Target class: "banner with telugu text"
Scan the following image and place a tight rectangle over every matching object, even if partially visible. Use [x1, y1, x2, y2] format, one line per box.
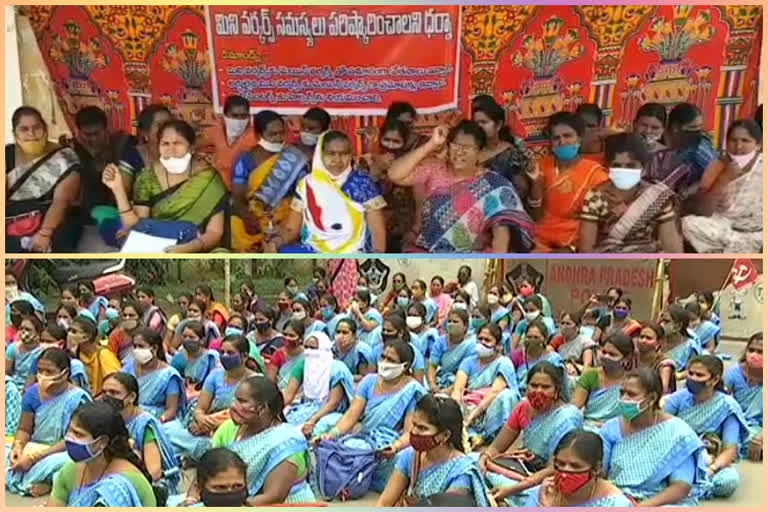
[205, 5, 461, 115]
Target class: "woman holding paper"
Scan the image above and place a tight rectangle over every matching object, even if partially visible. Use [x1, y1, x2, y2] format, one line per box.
[102, 119, 227, 253]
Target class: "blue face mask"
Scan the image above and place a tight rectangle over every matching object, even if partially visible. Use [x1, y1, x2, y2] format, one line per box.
[225, 327, 243, 338]
[685, 378, 708, 395]
[220, 353, 242, 371]
[397, 297, 410, 308]
[321, 306, 334, 321]
[65, 437, 103, 462]
[617, 399, 644, 421]
[552, 143, 581, 161]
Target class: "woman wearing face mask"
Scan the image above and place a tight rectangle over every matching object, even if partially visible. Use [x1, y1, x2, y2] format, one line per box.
[684, 119, 763, 252]
[373, 314, 427, 383]
[165, 336, 257, 461]
[297, 107, 331, 159]
[427, 309, 477, 394]
[378, 395, 491, 506]
[316, 340, 426, 492]
[291, 296, 326, 334]
[70, 317, 121, 396]
[510, 296, 556, 351]
[319, 293, 347, 340]
[645, 102, 717, 202]
[534, 111, 609, 252]
[135, 104, 172, 169]
[600, 368, 704, 506]
[283, 332, 355, 438]
[42, 323, 90, 391]
[171, 299, 222, 354]
[186, 376, 316, 504]
[196, 448, 249, 507]
[170, 321, 221, 399]
[136, 287, 167, 337]
[195, 285, 229, 331]
[410, 279, 438, 326]
[6, 347, 91, 497]
[123, 328, 184, 422]
[348, 288, 383, 346]
[379, 272, 407, 313]
[509, 279, 553, 323]
[44, 401, 160, 506]
[480, 362, 583, 505]
[664, 355, 750, 499]
[389, 121, 534, 253]
[230, 292, 254, 324]
[485, 285, 511, 333]
[246, 303, 283, 363]
[548, 312, 596, 373]
[333, 318, 375, 382]
[452, 324, 520, 447]
[77, 282, 108, 322]
[724, 332, 763, 462]
[662, 304, 702, 375]
[273, 291, 293, 331]
[634, 102, 667, 153]
[572, 333, 634, 430]
[265, 320, 304, 390]
[579, 133, 682, 253]
[6, 106, 82, 253]
[231, 110, 309, 253]
[523, 430, 634, 507]
[277, 130, 387, 254]
[6, 300, 35, 345]
[391, 286, 413, 316]
[684, 301, 721, 354]
[166, 294, 192, 348]
[512, 320, 566, 397]
[103, 119, 227, 253]
[407, 302, 439, 359]
[635, 323, 677, 395]
[106, 301, 142, 365]
[6, 315, 44, 389]
[100, 372, 180, 491]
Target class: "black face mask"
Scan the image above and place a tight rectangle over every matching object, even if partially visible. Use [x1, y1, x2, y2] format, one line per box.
[201, 488, 247, 507]
[98, 394, 126, 412]
[10, 314, 22, 328]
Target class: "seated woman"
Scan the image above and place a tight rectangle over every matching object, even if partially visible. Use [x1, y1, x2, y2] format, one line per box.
[683, 119, 763, 253]
[317, 340, 426, 492]
[371, 314, 427, 383]
[523, 430, 634, 507]
[276, 130, 386, 253]
[170, 321, 221, 400]
[196, 285, 229, 332]
[123, 328, 185, 421]
[78, 282, 108, 321]
[45, 401, 158, 506]
[333, 317, 375, 382]
[290, 297, 326, 334]
[479, 362, 583, 505]
[662, 304, 701, 374]
[635, 323, 677, 395]
[664, 355, 750, 499]
[283, 332, 355, 438]
[512, 320, 566, 397]
[6, 375, 23, 435]
[485, 284, 511, 331]
[533, 111, 609, 252]
[698, 291, 722, 348]
[594, 297, 642, 343]
[388, 122, 534, 253]
[6, 348, 91, 496]
[265, 319, 304, 390]
[100, 372, 180, 492]
[231, 110, 309, 253]
[644, 102, 717, 202]
[452, 324, 520, 446]
[6, 106, 81, 253]
[349, 288, 383, 346]
[165, 335, 257, 461]
[634, 102, 668, 153]
[579, 133, 682, 253]
[196, 447, 249, 507]
[6, 315, 43, 389]
[547, 311, 596, 375]
[186, 376, 315, 505]
[319, 293, 348, 340]
[685, 301, 721, 353]
[600, 369, 705, 506]
[410, 279, 438, 326]
[571, 333, 634, 430]
[510, 296, 556, 351]
[102, 119, 226, 253]
[247, 303, 284, 364]
[406, 302, 440, 358]
[69, 317, 121, 396]
[170, 299, 221, 355]
[474, 98, 534, 207]
[377, 395, 491, 506]
[107, 301, 141, 364]
[427, 308, 477, 394]
[724, 333, 763, 461]
[137, 287, 167, 337]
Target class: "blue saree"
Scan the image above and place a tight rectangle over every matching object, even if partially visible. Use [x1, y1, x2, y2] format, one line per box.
[514, 351, 565, 395]
[70, 359, 90, 392]
[67, 473, 144, 506]
[357, 309, 383, 347]
[524, 484, 635, 507]
[600, 416, 706, 506]
[430, 335, 477, 389]
[285, 360, 355, 437]
[127, 412, 181, 492]
[410, 327, 439, 358]
[171, 348, 219, 386]
[419, 298, 438, 324]
[5, 386, 91, 494]
[724, 364, 762, 427]
[335, 343, 375, 377]
[461, 356, 520, 441]
[666, 337, 701, 372]
[5, 376, 22, 435]
[584, 386, 621, 430]
[7, 343, 42, 389]
[324, 313, 350, 341]
[123, 361, 186, 419]
[694, 320, 721, 351]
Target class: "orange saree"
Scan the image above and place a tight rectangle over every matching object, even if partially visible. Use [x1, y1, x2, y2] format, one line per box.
[535, 156, 608, 251]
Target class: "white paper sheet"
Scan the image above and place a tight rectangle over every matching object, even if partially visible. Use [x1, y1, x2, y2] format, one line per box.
[120, 231, 176, 253]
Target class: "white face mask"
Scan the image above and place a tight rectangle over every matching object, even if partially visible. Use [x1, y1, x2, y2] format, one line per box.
[476, 343, 496, 358]
[57, 318, 70, 330]
[134, 347, 153, 365]
[259, 138, 284, 153]
[609, 167, 643, 191]
[729, 150, 757, 169]
[487, 294, 499, 305]
[292, 310, 307, 321]
[452, 302, 468, 311]
[405, 316, 423, 330]
[6, 285, 19, 301]
[525, 311, 540, 322]
[160, 153, 192, 175]
[224, 116, 249, 141]
[300, 131, 319, 146]
[642, 133, 662, 144]
[378, 361, 406, 381]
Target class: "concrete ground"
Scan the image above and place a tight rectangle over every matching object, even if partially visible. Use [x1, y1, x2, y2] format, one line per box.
[5, 340, 763, 507]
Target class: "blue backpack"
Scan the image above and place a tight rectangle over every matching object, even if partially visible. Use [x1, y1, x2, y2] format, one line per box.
[314, 435, 377, 501]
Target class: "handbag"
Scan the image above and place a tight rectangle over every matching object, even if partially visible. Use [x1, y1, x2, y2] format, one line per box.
[486, 450, 546, 481]
[6, 210, 43, 237]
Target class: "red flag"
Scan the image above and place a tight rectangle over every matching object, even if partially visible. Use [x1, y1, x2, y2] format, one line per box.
[328, 259, 357, 310]
[729, 259, 760, 291]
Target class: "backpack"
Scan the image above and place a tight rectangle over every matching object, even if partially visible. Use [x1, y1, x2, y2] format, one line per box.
[314, 435, 377, 501]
